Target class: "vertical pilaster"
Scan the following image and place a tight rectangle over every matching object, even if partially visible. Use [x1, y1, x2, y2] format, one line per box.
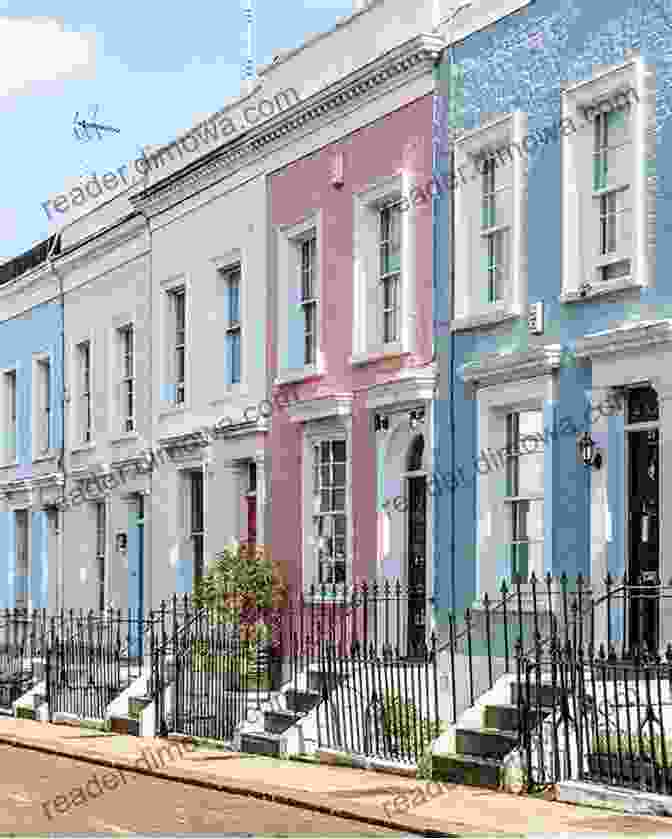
[220, 462, 242, 548]
[254, 452, 267, 547]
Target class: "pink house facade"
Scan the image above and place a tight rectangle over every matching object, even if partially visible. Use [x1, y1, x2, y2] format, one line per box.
[269, 94, 437, 645]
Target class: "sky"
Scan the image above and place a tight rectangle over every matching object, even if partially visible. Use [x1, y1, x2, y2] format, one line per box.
[0, 0, 353, 261]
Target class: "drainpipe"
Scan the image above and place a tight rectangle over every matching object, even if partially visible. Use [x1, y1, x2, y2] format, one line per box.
[139, 210, 153, 610]
[46, 234, 65, 612]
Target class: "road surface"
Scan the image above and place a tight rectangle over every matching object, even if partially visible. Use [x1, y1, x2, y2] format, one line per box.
[0, 743, 416, 835]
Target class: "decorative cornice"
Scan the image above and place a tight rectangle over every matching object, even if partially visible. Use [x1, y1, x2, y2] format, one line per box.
[460, 344, 564, 389]
[131, 34, 444, 216]
[574, 320, 672, 360]
[0, 470, 64, 502]
[365, 367, 437, 411]
[54, 214, 147, 275]
[287, 393, 353, 424]
[0, 261, 54, 305]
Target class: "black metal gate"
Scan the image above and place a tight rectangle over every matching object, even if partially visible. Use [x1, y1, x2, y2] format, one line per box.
[152, 607, 278, 742]
[46, 638, 121, 720]
[317, 637, 440, 764]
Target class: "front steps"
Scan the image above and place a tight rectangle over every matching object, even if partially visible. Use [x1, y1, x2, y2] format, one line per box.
[433, 679, 563, 789]
[238, 671, 325, 757]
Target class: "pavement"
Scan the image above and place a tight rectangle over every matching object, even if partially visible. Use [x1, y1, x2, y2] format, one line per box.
[1, 718, 672, 835]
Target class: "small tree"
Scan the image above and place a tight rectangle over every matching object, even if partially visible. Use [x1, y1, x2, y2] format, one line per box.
[193, 542, 287, 645]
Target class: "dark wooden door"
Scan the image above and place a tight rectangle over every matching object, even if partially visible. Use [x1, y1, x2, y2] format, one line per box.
[628, 428, 659, 652]
[407, 476, 427, 656]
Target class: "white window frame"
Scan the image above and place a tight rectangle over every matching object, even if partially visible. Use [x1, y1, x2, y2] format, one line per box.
[76, 339, 92, 444]
[351, 173, 416, 364]
[452, 112, 527, 330]
[275, 211, 323, 385]
[32, 354, 51, 459]
[475, 375, 552, 601]
[172, 288, 186, 406]
[378, 201, 402, 345]
[223, 264, 242, 385]
[560, 57, 653, 302]
[301, 418, 353, 596]
[118, 324, 135, 433]
[160, 275, 189, 411]
[95, 500, 106, 612]
[14, 508, 29, 610]
[1, 367, 17, 465]
[300, 234, 318, 367]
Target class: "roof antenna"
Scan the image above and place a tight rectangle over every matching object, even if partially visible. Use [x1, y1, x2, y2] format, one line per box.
[241, 0, 255, 96]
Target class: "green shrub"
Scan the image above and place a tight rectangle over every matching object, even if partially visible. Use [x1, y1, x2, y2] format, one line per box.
[382, 692, 434, 756]
[592, 731, 672, 765]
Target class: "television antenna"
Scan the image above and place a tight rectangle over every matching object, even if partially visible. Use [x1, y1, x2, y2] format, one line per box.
[73, 104, 120, 142]
[241, 0, 255, 89]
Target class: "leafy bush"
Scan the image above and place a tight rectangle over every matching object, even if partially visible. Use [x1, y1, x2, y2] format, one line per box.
[592, 731, 672, 765]
[382, 692, 434, 756]
[193, 543, 287, 647]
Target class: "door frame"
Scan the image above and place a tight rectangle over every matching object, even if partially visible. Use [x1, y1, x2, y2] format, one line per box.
[403, 466, 428, 655]
[624, 394, 660, 652]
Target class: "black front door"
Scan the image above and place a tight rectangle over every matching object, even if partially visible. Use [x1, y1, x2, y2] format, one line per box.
[628, 427, 660, 652]
[407, 476, 427, 656]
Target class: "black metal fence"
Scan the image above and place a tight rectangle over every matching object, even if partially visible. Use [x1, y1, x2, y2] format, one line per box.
[0, 609, 50, 709]
[7, 573, 672, 782]
[150, 583, 439, 763]
[435, 571, 672, 725]
[151, 595, 279, 740]
[511, 577, 672, 792]
[45, 609, 161, 720]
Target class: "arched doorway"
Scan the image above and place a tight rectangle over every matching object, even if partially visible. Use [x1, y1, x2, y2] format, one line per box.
[404, 434, 427, 656]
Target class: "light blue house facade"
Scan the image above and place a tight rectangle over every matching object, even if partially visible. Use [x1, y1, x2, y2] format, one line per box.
[434, 0, 672, 651]
[0, 243, 64, 611]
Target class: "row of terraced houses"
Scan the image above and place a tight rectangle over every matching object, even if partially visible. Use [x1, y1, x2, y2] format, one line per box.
[2, 0, 672, 660]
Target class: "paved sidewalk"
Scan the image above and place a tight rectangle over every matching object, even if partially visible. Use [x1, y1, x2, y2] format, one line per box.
[1, 718, 672, 835]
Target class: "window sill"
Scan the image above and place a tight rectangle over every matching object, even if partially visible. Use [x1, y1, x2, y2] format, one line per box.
[110, 433, 140, 445]
[450, 304, 522, 333]
[479, 223, 511, 238]
[209, 386, 250, 408]
[274, 366, 324, 387]
[349, 345, 408, 368]
[159, 406, 186, 420]
[592, 182, 629, 198]
[32, 451, 57, 464]
[559, 276, 643, 304]
[71, 442, 96, 454]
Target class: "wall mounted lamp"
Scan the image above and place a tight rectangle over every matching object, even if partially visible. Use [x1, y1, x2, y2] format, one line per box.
[374, 413, 389, 432]
[409, 408, 426, 431]
[579, 432, 602, 470]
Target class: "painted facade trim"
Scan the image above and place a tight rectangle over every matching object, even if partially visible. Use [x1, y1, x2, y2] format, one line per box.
[286, 394, 354, 424]
[131, 34, 444, 215]
[574, 320, 672, 359]
[459, 344, 564, 388]
[365, 367, 437, 410]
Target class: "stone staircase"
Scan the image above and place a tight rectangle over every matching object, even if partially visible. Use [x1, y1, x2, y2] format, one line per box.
[238, 669, 327, 757]
[433, 680, 559, 788]
[109, 695, 153, 735]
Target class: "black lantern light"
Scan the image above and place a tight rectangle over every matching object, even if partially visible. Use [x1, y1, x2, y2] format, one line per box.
[409, 408, 426, 430]
[374, 413, 389, 432]
[579, 432, 602, 470]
